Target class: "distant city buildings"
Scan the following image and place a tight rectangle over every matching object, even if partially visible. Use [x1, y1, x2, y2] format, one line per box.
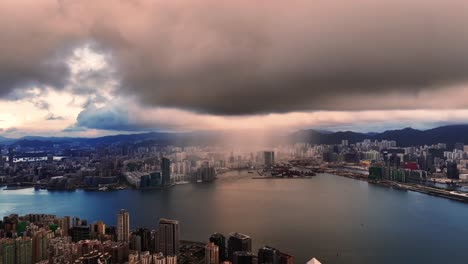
[161, 157, 171, 187]
[263, 151, 275, 169]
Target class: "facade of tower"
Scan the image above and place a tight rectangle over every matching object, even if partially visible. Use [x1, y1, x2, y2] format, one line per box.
[8, 147, 13, 167]
[263, 151, 275, 168]
[227, 233, 252, 262]
[209, 233, 226, 261]
[117, 209, 130, 242]
[32, 231, 49, 263]
[232, 251, 256, 264]
[15, 237, 32, 264]
[157, 218, 180, 257]
[161, 158, 171, 186]
[205, 242, 219, 264]
[258, 245, 280, 264]
[1, 238, 16, 264]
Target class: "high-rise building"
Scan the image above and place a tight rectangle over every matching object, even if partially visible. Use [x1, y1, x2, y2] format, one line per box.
[0, 147, 3, 167]
[8, 147, 13, 167]
[228, 233, 252, 262]
[136, 228, 152, 252]
[71, 226, 90, 242]
[279, 252, 294, 264]
[447, 162, 459, 179]
[117, 209, 130, 242]
[91, 221, 106, 239]
[258, 246, 280, 264]
[157, 218, 180, 257]
[205, 242, 219, 264]
[59, 216, 70, 236]
[32, 231, 49, 263]
[210, 233, 226, 261]
[103, 241, 129, 264]
[232, 251, 256, 264]
[263, 151, 275, 168]
[15, 237, 32, 264]
[464, 145, 468, 153]
[161, 158, 171, 186]
[130, 234, 142, 252]
[1, 238, 16, 264]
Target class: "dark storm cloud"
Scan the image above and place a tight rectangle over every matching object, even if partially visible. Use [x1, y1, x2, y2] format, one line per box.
[0, 1, 85, 97]
[3, 0, 468, 114]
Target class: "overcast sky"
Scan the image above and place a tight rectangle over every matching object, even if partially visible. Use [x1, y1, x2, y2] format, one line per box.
[1, 0, 468, 137]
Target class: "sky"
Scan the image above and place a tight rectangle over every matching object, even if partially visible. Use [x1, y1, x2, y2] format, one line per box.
[1, 0, 468, 138]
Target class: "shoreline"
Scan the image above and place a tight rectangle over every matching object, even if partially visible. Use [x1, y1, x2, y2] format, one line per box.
[328, 170, 468, 204]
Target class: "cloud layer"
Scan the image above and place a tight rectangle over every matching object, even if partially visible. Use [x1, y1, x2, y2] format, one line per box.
[2, 0, 468, 116]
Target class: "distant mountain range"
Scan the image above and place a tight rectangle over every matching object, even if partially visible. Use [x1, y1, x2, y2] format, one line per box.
[291, 125, 468, 148]
[1, 124, 468, 149]
[0, 132, 223, 148]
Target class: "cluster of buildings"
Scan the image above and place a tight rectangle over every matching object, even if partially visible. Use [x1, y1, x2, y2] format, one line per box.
[0, 210, 311, 264]
[0, 210, 182, 264]
[271, 139, 468, 185]
[285, 140, 468, 182]
[0, 141, 281, 192]
[205, 232, 293, 264]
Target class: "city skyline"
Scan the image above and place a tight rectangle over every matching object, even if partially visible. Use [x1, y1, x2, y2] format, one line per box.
[0, 210, 298, 264]
[2, 1, 468, 263]
[2, 1, 468, 137]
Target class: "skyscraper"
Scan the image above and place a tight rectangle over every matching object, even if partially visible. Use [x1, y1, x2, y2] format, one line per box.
[15, 237, 32, 264]
[59, 216, 70, 236]
[8, 147, 13, 167]
[258, 246, 280, 264]
[210, 233, 226, 261]
[447, 162, 459, 179]
[161, 158, 171, 186]
[228, 233, 252, 262]
[71, 225, 90, 242]
[157, 218, 180, 257]
[0, 147, 3, 167]
[1, 238, 16, 264]
[232, 251, 256, 264]
[263, 151, 275, 168]
[279, 252, 294, 264]
[117, 209, 130, 242]
[32, 231, 49, 263]
[91, 221, 106, 239]
[205, 242, 219, 264]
